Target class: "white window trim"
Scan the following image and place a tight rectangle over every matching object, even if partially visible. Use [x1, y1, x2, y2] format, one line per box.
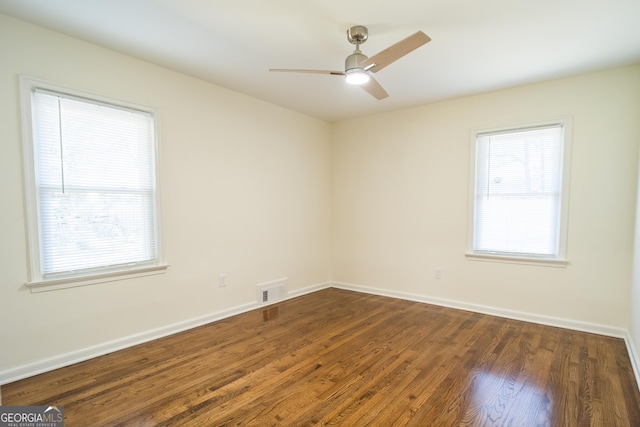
[19, 75, 168, 291]
[466, 117, 573, 267]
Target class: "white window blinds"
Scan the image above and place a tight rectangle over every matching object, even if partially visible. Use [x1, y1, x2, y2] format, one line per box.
[31, 89, 159, 278]
[473, 124, 565, 258]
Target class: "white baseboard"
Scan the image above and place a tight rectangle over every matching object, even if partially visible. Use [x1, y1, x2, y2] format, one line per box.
[624, 332, 640, 391]
[331, 281, 628, 338]
[286, 281, 330, 299]
[0, 281, 332, 386]
[3, 280, 637, 393]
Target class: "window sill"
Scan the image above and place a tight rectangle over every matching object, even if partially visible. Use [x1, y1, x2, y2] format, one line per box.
[465, 252, 568, 268]
[26, 264, 170, 292]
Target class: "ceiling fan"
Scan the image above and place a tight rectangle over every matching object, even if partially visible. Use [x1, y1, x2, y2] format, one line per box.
[269, 25, 431, 100]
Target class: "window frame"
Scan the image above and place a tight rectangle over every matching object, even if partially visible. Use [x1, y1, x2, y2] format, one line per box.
[466, 117, 572, 267]
[19, 75, 168, 291]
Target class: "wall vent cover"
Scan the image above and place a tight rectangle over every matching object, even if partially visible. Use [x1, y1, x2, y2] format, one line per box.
[256, 277, 287, 305]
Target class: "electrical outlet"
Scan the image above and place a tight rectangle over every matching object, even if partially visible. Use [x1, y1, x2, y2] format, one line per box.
[434, 268, 442, 280]
[219, 274, 226, 287]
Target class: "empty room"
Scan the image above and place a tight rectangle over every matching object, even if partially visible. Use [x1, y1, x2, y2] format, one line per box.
[1, 0, 640, 425]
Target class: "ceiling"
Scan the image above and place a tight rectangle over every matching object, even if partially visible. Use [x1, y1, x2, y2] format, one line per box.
[1, 0, 639, 122]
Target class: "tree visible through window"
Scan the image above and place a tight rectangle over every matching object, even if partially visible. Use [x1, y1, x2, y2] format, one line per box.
[470, 120, 571, 261]
[21, 77, 164, 288]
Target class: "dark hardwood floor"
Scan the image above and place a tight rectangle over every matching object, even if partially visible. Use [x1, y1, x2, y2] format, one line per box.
[3, 288, 640, 426]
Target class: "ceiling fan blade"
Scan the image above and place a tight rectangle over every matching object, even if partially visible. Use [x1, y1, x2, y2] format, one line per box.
[269, 69, 344, 76]
[360, 76, 389, 100]
[361, 31, 431, 73]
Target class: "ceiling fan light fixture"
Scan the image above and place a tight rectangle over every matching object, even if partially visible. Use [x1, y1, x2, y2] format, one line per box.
[345, 69, 370, 85]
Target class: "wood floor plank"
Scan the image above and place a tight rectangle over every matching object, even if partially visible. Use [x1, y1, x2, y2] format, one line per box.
[2, 288, 640, 426]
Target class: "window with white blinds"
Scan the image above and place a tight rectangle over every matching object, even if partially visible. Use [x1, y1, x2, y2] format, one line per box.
[470, 119, 571, 262]
[21, 77, 165, 288]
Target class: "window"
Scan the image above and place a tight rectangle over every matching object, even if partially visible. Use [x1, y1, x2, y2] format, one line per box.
[20, 76, 166, 291]
[467, 118, 571, 266]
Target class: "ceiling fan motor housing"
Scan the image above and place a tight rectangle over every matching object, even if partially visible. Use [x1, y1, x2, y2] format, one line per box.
[345, 52, 368, 72]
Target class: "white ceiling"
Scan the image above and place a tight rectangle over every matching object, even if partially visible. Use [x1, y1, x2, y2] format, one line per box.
[1, 0, 639, 122]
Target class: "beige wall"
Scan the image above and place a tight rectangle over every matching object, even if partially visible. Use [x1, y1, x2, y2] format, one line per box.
[332, 65, 640, 327]
[632, 147, 640, 372]
[0, 15, 332, 373]
[2, 12, 639, 381]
